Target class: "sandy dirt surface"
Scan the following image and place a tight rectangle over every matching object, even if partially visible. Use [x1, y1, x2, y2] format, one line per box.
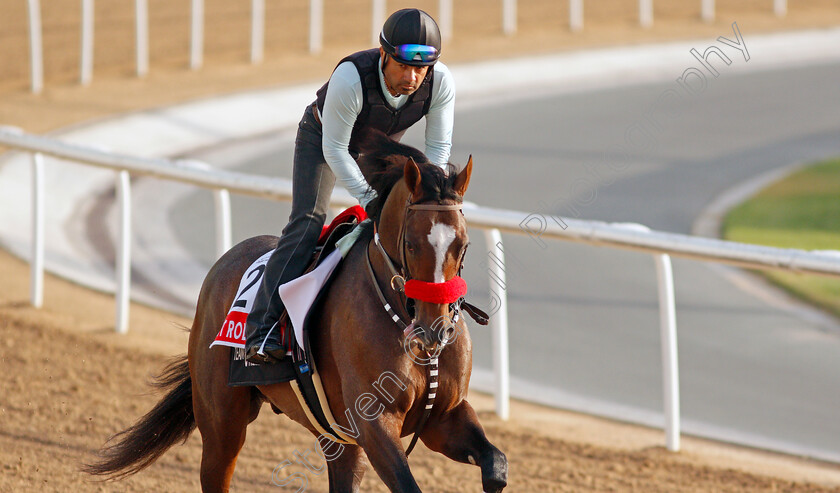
[2, 246, 840, 492]
[3, 1, 840, 491]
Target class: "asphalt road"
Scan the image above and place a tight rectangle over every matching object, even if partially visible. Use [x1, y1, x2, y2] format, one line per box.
[167, 61, 840, 460]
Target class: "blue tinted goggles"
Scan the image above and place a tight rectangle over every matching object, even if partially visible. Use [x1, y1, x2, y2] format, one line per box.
[392, 44, 439, 64]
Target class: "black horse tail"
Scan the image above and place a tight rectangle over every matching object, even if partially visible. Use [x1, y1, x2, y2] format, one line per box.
[83, 356, 196, 480]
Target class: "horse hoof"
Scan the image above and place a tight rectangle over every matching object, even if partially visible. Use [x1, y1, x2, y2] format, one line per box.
[481, 450, 508, 493]
[482, 477, 507, 493]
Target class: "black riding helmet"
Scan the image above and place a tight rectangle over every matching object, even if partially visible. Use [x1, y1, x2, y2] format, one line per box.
[379, 9, 441, 66]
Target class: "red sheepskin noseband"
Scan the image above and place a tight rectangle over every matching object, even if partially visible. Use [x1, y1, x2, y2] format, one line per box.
[404, 276, 467, 304]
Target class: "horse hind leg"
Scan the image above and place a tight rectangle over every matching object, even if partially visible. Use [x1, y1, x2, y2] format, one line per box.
[420, 400, 508, 492]
[193, 382, 259, 492]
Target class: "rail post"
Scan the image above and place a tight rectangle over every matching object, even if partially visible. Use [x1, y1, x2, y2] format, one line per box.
[309, 0, 323, 54]
[485, 228, 510, 420]
[639, 0, 653, 28]
[502, 0, 516, 35]
[701, 0, 715, 23]
[774, 0, 787, 17]
[30, 153, 45, 308]
[439, 0, 453, 40]
[371, 0, 386, 45]
[251, 0, 264, 63]
[80, 0, 95, 85]
[214, 189, 232, 258]
[654, 253, 680, 451]
[115, 171, 132, 333]
[135, 0, 149, 76]
[26, 0, 44, 93]
[190, 0, 204, 69]
[569, 0, 583, 32]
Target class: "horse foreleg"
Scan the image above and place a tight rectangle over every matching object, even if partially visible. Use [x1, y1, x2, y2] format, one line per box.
[357, 415, 422, 493]
[324, 443, 367, 493]
[420, 400, 508, 493]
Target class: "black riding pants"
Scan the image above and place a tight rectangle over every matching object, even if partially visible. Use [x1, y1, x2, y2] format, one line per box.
[245, 104, 336, 343]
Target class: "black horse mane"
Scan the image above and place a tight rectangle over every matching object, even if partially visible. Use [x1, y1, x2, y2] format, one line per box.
[354, 128, 461, 222]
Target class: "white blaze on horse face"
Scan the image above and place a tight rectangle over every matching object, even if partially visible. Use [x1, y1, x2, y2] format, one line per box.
[427, 221, 457, 283]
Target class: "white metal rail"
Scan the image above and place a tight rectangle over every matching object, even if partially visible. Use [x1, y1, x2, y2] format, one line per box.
[3, 128, 840, 452]
[21, 1, 793, 92]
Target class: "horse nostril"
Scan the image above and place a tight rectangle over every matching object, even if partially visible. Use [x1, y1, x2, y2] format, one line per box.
[412, 339, 423, 351]
[436, 320, 457, 346]
[418, 327, 439, 351]
[443, 326, 456, 342]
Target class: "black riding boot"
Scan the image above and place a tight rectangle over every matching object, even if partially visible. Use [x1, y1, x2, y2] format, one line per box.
[245, 102, 334, 364]
[244, 250, 289, 364]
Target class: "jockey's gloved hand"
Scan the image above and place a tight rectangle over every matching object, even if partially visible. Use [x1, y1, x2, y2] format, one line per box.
[361, 190, 378, 217]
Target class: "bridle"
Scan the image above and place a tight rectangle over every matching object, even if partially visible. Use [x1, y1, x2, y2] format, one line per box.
[364, 195, 468, 456]
[366, 195, 468, 344]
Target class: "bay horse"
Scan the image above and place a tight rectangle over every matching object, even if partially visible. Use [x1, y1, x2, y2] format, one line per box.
[84, 131, 508, 492]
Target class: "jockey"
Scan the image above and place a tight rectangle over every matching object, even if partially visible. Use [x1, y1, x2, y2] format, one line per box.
[245, 8, 456, 364]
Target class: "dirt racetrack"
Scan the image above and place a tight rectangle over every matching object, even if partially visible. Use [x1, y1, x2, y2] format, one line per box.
[2, 247, 840, 492]
[3, 1, 840, 491]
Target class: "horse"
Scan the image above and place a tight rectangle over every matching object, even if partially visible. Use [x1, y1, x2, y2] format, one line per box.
[84, 130, 508, 492]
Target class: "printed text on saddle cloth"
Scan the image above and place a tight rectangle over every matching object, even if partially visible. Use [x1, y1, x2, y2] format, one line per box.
[212, 250, 273, 348]
[211, 206, 366, 349]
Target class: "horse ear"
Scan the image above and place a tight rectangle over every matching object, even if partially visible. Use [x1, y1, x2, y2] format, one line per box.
[454, 155, 473, 197]
[404, 157, 423, 197]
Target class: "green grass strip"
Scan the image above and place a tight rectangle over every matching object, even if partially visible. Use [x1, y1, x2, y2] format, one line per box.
[722, 158, 840, 318]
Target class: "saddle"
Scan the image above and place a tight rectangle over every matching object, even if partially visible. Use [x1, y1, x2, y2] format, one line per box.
[216, 206, 367, 387]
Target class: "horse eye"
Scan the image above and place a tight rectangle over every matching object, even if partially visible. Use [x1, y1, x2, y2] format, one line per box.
[406, 241, 415, 253]
[458, 243, 470, 264]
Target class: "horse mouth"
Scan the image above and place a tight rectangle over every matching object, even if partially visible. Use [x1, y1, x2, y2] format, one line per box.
[404, 317, 457, 355]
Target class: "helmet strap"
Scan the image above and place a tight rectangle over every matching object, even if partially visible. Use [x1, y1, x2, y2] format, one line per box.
[380, 54, 401, 97]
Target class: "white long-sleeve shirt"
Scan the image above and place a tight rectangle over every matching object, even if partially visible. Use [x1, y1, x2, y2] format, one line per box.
[320, 59, 456, 207]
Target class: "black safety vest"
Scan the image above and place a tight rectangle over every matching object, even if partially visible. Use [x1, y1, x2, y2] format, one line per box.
[315, 48, 434, 147]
